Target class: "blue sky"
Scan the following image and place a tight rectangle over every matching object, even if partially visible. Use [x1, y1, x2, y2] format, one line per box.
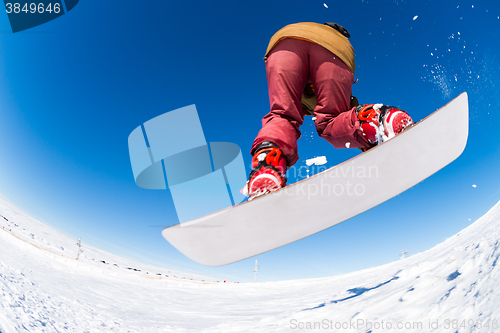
[0, 0, 499, 282]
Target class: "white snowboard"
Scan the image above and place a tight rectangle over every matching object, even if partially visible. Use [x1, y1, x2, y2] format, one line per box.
[162, 92, 469, 266]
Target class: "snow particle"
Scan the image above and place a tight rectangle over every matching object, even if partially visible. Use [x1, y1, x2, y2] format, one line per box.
[306, 156, 327, 166]
[413, 15, 418, 20]
[472, 184, 477, 188]
[345, 142, 351, 148]
[323, 3, 328, 8]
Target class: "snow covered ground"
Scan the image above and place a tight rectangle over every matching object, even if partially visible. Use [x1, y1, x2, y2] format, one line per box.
[1, 195, 499, 332]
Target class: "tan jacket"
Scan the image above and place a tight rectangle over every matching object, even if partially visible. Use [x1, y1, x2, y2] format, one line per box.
[264, 22, 355, 74]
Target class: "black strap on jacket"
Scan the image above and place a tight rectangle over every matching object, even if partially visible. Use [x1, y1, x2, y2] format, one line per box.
[324, 22, 351, 39]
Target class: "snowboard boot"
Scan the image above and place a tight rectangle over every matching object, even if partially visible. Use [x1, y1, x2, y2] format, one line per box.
[243, 142, 287, 200]
[356, 104, 414, 147]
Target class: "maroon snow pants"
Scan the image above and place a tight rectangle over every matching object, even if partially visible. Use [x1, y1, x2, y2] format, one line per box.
[251, 38, 370, 166]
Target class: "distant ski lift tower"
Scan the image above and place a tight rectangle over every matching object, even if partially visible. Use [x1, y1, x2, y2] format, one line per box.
[76, 238, 82, 260]
[400, 250, 409, 260]
[254, 259, 259, 282]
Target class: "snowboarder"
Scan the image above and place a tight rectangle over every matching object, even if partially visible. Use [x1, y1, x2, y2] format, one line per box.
[245, 22, 414, 199]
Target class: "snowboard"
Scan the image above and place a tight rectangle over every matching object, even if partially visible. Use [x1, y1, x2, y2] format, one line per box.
[162, 92, 469, 266]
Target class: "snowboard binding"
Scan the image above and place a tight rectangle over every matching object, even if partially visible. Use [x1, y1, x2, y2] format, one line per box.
[357, 104, 414, 147]
[242, 142, 287, 200]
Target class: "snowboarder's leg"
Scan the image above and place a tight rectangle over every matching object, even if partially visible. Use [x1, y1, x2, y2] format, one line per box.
[251, 38, 309, 166]
[308, 44, 372, 149]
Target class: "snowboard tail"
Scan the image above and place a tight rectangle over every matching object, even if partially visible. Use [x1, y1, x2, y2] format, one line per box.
[162, 93, 469, 266]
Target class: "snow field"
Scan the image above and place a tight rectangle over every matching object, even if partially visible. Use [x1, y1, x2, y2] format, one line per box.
[1, 195, 499, 332]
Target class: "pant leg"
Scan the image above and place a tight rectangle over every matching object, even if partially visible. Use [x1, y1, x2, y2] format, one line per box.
[308, 43, 371, 149]
[251, 39, 309, 166]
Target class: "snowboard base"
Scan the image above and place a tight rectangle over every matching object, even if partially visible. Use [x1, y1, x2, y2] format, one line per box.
[162, 93, 469, 266]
